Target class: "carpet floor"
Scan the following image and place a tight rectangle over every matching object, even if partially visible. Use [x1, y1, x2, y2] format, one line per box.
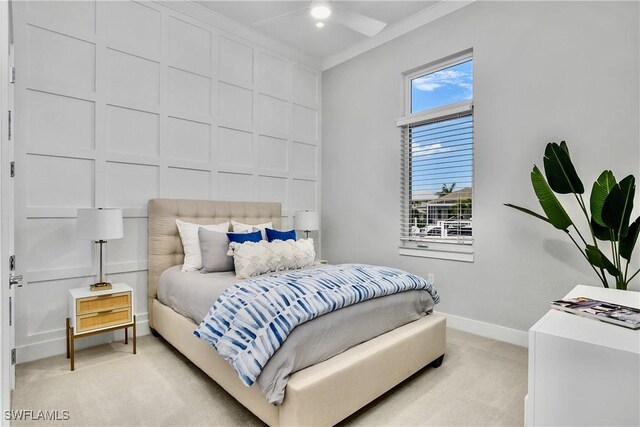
[11, 328, 527, 426]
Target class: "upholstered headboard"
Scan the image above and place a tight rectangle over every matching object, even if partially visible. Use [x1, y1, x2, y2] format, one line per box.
[147, 198, 282, 328]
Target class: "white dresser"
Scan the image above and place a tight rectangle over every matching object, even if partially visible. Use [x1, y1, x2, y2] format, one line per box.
[525, 285, 640, 426]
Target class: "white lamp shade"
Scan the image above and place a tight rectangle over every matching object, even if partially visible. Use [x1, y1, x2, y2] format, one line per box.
[77, 208, 123, 240]
[294, 211, 319, 231]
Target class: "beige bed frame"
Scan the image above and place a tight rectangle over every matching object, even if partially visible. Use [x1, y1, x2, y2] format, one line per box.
[148, 198, 446, 426]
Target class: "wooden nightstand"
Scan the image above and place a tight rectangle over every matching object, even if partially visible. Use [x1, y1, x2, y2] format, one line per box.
[66, 283, 136, 371]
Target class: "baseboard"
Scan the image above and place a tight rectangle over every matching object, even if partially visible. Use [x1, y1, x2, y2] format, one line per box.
[17, 310, 527, 363]
[16, 314, 151, 364]
[435, 310, 529, 348]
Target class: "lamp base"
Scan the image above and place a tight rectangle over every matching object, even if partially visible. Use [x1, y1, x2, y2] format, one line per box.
[90, 282, 113, 292]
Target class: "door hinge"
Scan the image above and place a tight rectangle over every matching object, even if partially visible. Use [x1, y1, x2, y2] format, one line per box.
[11, 348, 16, 365]
[9, 66, 15, 84]
[9, 255, 15, 271]
[10, 161, 15, 177]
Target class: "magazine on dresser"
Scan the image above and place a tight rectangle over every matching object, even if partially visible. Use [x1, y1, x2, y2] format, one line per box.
[550, 297, 640, 329]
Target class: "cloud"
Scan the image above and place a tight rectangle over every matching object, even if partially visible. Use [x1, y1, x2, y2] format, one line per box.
[412, 142, 450, 156]
[413, 69, 472, 94]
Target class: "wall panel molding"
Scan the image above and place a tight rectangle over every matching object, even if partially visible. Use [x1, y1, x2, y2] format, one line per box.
[27, 261, 148, 284]
[156, 0, 320, 70]
[13, 0, 321, 362]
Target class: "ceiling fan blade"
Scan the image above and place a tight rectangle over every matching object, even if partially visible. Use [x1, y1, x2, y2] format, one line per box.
[332, 8, 387, 37]
[252, 7, 308, 27]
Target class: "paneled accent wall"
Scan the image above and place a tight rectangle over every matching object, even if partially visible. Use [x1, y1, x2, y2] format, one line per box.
[13, 1, 321, 362]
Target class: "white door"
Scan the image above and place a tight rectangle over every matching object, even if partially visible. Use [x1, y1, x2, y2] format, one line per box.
[1, 0, 17, 422]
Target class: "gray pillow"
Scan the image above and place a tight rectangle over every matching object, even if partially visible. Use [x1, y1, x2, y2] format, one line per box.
[198, 228, 234, 273]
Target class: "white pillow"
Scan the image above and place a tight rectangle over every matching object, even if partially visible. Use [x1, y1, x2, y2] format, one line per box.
[176, 219, 229, 272]
[231, 220, 272, 240]
[228, 239, 316, 279]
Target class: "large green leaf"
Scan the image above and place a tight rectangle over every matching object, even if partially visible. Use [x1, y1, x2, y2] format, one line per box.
[531, 165, 572, 230]
[590, 170, 617, 227]
[504, 204, 552, 225]
[559, 140, 570, 155]
[591, 218, 614, 241]
[620, 216, 640, 261]
[543, 142, 585, 194]
[585, 245, 620, 277]
[602, 175, 635, 239]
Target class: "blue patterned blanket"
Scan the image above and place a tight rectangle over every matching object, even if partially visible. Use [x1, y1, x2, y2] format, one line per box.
[194, 264, 439, 386]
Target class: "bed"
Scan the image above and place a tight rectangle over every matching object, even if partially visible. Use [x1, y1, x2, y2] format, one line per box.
[148, 198, 446, 426]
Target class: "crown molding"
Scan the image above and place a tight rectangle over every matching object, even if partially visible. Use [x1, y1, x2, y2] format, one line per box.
[156, 1, 322, 71]
[321, 0, 476, 71]
[158, 1, 475, 73]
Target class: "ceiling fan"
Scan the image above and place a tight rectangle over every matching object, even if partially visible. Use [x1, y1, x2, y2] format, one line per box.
[253, 0, 388, 37]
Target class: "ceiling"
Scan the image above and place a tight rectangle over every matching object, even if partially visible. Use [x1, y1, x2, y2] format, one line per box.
[195, 1, 440, 63]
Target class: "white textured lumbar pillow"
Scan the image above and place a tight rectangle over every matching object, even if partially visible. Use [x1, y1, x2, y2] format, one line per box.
[176, 219, 229, 272]
[228, 239, 316, 279]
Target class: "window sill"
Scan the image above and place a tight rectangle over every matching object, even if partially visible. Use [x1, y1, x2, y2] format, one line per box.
[398, 245, 474, 262]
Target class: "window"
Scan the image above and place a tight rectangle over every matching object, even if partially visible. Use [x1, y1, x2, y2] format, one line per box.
[397, 52, 474, 261]
[410, 59, 473, 112]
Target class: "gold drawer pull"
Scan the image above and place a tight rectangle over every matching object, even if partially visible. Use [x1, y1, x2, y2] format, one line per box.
[96, 292, 127, 298]
[95, 308, 115, 315]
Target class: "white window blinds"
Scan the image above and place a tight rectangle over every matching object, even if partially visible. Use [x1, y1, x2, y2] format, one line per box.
[400, 106, 473, 248]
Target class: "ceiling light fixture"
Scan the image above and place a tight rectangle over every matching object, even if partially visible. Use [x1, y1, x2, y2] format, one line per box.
[316, 22, 325, 28]
[310, 0, 332, 20]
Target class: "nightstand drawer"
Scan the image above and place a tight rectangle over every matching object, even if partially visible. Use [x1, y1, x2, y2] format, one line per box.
[76, 308, 132, 333]
[76, 291, 131, 316]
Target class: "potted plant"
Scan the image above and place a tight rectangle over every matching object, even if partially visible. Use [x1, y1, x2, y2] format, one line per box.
[506, 141, 639, 290]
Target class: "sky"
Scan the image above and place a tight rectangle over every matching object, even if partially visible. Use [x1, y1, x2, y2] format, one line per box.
[411, 60, 473, 112]
[410, 60, 473, 197]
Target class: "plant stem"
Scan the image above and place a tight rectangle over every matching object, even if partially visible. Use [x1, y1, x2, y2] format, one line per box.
[577, 193, 610, 288]
[628, 268, 640, 283]
[624, 260, 629, 283]
[567, 232, 606, 286]
[573, 195, 597, 249]
[608, 232, 624, 290]
[571, 224, 589, 247]
[577, 195, 591, 229]
[610, 231, 621, 273]
[603, 270, 611, 289]
[577, 194, 599, 245]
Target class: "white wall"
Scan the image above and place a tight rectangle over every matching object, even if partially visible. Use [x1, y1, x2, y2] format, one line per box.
[13, 0, 321, 362]
[322, 1, 639, 338]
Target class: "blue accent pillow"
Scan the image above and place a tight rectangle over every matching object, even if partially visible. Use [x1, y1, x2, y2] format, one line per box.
[266, 228, 296, 242]
[227, 230, 262, 243]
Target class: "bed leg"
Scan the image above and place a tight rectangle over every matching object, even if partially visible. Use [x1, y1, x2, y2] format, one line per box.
[150, 328, 161, 338]
[429, 354, 444, 368]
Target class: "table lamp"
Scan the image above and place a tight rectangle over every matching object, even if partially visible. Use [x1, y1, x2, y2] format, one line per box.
[77, 208, 123, 291]
[294, 210, 319, 239]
